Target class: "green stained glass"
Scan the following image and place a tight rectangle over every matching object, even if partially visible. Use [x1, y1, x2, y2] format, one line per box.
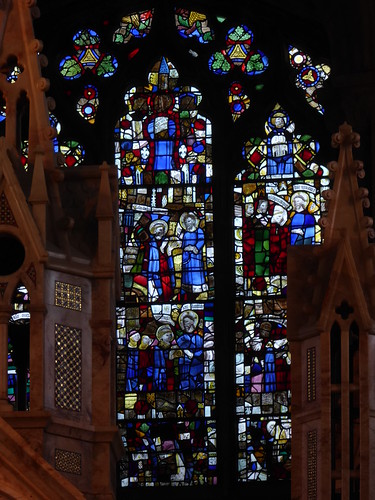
[97, 54, 118, 78]
[73, 28, 100, 46]
[59, 58, 81, 79]
[209, 25, 268, 76]
[229, 25, 252, 42]
[210, 52, 231, 73]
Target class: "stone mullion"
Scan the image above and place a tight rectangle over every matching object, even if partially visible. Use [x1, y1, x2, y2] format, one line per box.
[341, 323, 350, 500]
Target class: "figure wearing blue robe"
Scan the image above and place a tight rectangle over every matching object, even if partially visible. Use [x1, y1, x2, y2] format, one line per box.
[147, 117, 177, 171]
[126, 348, 139, 391]
[145, 219, 175, 301]
[152, 324, 175, 391]
[181, 227, 207, 293]
[264, 346, 276, 392]
[153, 346, 168, 391]
[176, 333, 204, 390]
[266, 110, 295, 176]
[147, 236, 175, 299]
[267, 131, 294, 176]
[290, 211, 315, 245]
[126, 332, 140, 391]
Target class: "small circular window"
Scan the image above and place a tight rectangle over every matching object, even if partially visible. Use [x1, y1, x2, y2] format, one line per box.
[0, 234, 25, 275]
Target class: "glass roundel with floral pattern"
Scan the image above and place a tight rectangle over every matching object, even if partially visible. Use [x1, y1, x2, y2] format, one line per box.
[59, 28, 118, 80]
[234, 104, 329, 481]
[115, 57, 216, 487]
[208, 25, 268, 76]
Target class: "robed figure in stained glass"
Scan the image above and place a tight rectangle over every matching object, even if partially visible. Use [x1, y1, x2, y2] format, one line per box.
[126, 331, 140, 391]
[266, 109, 295, 176]
[176, 310, 204, 390]
[153, 324, 175, 391]
[138, 334, 153, 392]
[144, 218, 176, 302]
[180, 212, 208, 294]
[290, 192, 315, 245]
[243, 199, 270, 278]
[144, 92, 180, 174]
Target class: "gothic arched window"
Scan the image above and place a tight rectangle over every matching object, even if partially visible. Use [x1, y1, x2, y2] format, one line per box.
[35, 1, 337, 497]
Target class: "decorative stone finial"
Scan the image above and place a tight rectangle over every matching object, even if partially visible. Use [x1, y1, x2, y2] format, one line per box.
[331, 121, 360, 149]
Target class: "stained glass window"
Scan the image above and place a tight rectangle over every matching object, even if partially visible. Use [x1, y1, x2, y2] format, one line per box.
[34, 4, 334, 495]
[8, 284, 30, 410]
[115, 57, 216, 487]
[113, 9, 154, 44]
[234, 104, 329, 480]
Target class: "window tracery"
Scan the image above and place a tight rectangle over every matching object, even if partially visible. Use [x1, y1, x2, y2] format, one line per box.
[32, 3, 333, 494]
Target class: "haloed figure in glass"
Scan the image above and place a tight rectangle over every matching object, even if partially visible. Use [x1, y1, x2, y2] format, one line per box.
[153, 324, 175, 391]
[180, 212, 207, 295]
[145, 218, 175, 302]
[290, 192, 315, 245]
[145, 93, 178, 173]
[267, 109, 295, 176]
[176, 310, 204, 390]
[126, 330, 141, 391]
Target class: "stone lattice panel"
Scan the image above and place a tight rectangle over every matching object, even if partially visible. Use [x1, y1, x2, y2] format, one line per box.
[0, 192, 17, 225]
[26, 263, 36, 286]
[54, 324, 82, 411]
[54, 281, 82, 311]
[307, 429, 318, 500]
[55, 448, 82, 475]
[307, 347, 316, 402]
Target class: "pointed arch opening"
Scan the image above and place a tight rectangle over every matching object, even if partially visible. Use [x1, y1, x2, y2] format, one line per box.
[8, 283, 30, 410]
[16, 91, 29, 170]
